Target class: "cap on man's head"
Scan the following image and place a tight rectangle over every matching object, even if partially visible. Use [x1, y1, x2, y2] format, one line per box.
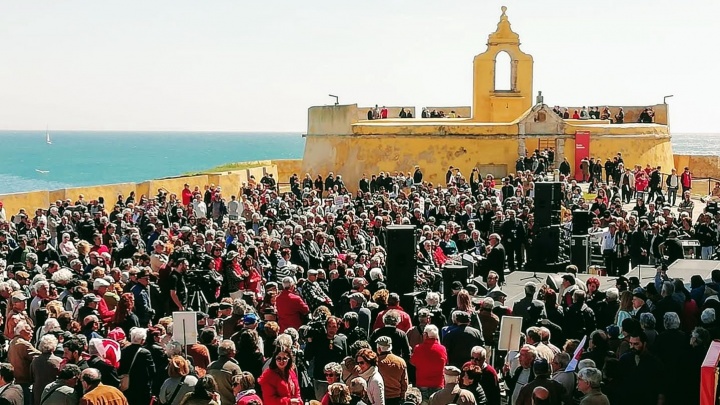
[633, 290, 647, 302]
[93, 279, 110, 290]
[443, 366, 461, 377]
[243, 313, 258, 325]
[533, 358, 551, 376]
[307, 269, 318, 276]
[83, 293, 101, 303]
[11, 292, 29, 302]
[451, 281, 463, 291]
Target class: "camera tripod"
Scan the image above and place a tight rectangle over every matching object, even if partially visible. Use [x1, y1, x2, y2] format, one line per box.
[188, 289, 209, 313]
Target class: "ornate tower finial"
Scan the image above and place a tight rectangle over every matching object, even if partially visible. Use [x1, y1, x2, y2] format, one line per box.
[488, 6, 519, 45]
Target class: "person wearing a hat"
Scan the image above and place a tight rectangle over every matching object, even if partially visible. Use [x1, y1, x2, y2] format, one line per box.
[428, 366, 476, 405]
[131, 268, 155, 327]
[443, 311, 484, 369]
[375, 336, 408, 405]
[3, 291, 32, 340]
[92, 278, 116, 324]
[632, 289, 650, 319]
[78, 294, 101, 323]
[515, 358, 566, 405]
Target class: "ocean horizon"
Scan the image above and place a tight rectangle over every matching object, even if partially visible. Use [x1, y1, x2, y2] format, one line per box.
[0, 130, 717, 195]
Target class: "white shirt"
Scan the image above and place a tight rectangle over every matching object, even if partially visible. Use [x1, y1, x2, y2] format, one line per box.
[601, 230, 616, 251]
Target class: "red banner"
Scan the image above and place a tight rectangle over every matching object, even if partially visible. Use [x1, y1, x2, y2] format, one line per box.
[574, 130, 591, 181]
[700, 341, 720, 405]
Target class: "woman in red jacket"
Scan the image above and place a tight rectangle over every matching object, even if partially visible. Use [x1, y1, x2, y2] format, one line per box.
[258, 347, 302, 405]
[242, 255, 264, 296]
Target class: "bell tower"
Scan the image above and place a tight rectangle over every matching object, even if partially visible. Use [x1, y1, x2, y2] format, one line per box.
[472, 6, 534, 123]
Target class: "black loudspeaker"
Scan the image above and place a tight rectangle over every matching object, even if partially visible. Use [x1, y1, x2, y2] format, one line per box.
[572, 210, 591, 236]
[386, 225, 417, 296]
[571, 235, 589, 272]
[442, 264, 469, 298]
[526, 225, 569, 273]
[535, 182, 563, 227]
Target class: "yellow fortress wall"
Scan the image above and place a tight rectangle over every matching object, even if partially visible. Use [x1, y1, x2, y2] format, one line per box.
[301, 6, 677, 192]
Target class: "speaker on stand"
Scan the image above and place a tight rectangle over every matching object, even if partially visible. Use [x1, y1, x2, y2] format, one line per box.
[385, 225, 417, 297]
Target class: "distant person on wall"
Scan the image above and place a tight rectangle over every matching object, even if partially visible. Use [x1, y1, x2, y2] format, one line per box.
[579, 158, 590, 183]
[579, 107, 589, 119]
[406, 110, 413, 118]
[367, 109, 374, 120]
[572, 110, 580, 119]
[559, 158, 571, 178]
[681, 167, 693, 195]
[399, 108, 407, 118]
[615, 107, 624, 124]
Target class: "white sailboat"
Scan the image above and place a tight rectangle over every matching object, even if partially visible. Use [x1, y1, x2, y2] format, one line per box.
[45, 127, 52, 144]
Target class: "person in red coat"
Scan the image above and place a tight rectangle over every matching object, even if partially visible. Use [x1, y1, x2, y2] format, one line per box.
[276, 277, 310, 332]
[410, 324, 447, 402]
[258, 347, 302, 405]
[233, 371, 264, 405]
[372, 293, 412, 332]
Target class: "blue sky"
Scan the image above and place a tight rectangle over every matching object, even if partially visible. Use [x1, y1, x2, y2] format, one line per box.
[0, 0, 716, 132]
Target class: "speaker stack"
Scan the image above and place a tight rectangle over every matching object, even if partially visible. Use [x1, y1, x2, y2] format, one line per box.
[534, 182, 562, 227]
[385, 225, 417, 302]
[570, 210, 591, 271]
[528, 182, 569, 272]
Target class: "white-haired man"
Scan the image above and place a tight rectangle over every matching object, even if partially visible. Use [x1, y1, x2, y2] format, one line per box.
[410, 324, 446, 401]
[503, 345, 537, 405]
[29, 280, 51, 323]
[30, 334, 61, 405]
[118, 328, 155, 405]
[468, 346, 501, 405]
[577, 367, 610, 404]
[7, 320, 39, 401]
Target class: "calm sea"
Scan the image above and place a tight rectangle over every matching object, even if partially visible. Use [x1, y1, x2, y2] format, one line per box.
[0, 131, 305, 194]
[0, 131, 716, 194]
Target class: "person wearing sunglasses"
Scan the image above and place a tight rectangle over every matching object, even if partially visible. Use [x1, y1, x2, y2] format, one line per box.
[258, 347, 302, 405]
[354, 348, 384, 405]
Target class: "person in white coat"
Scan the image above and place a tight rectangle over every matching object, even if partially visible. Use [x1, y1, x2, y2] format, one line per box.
[355, 348, 385, 405]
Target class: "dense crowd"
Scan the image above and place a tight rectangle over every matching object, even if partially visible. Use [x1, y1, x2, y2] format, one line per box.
[0, 152, 715, 405]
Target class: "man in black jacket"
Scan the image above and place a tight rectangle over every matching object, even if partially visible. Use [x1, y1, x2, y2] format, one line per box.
[500, 210, 525, 272]
[442, 311, 484, 368]
[118, 329, 156, 405]
[484, 234, 506, 284]
[647, 166, 664, 204]
[629, 219, 651, 268]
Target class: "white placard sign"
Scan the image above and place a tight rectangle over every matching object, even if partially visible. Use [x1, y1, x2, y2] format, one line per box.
[497, 316, 523, 352]
[173, 311, 198, 346]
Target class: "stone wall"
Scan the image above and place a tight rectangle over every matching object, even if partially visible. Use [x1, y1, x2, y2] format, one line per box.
[0, 160, 302, 219]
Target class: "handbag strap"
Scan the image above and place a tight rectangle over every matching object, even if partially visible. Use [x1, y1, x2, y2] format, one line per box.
[166, 375, 187, 405]
[128, 347, 142, 373]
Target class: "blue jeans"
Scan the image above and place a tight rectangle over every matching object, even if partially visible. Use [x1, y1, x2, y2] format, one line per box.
[702, 246, 714, 260]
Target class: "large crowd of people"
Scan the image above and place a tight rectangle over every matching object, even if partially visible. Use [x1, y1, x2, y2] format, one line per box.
[0, 152, 715, 405]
